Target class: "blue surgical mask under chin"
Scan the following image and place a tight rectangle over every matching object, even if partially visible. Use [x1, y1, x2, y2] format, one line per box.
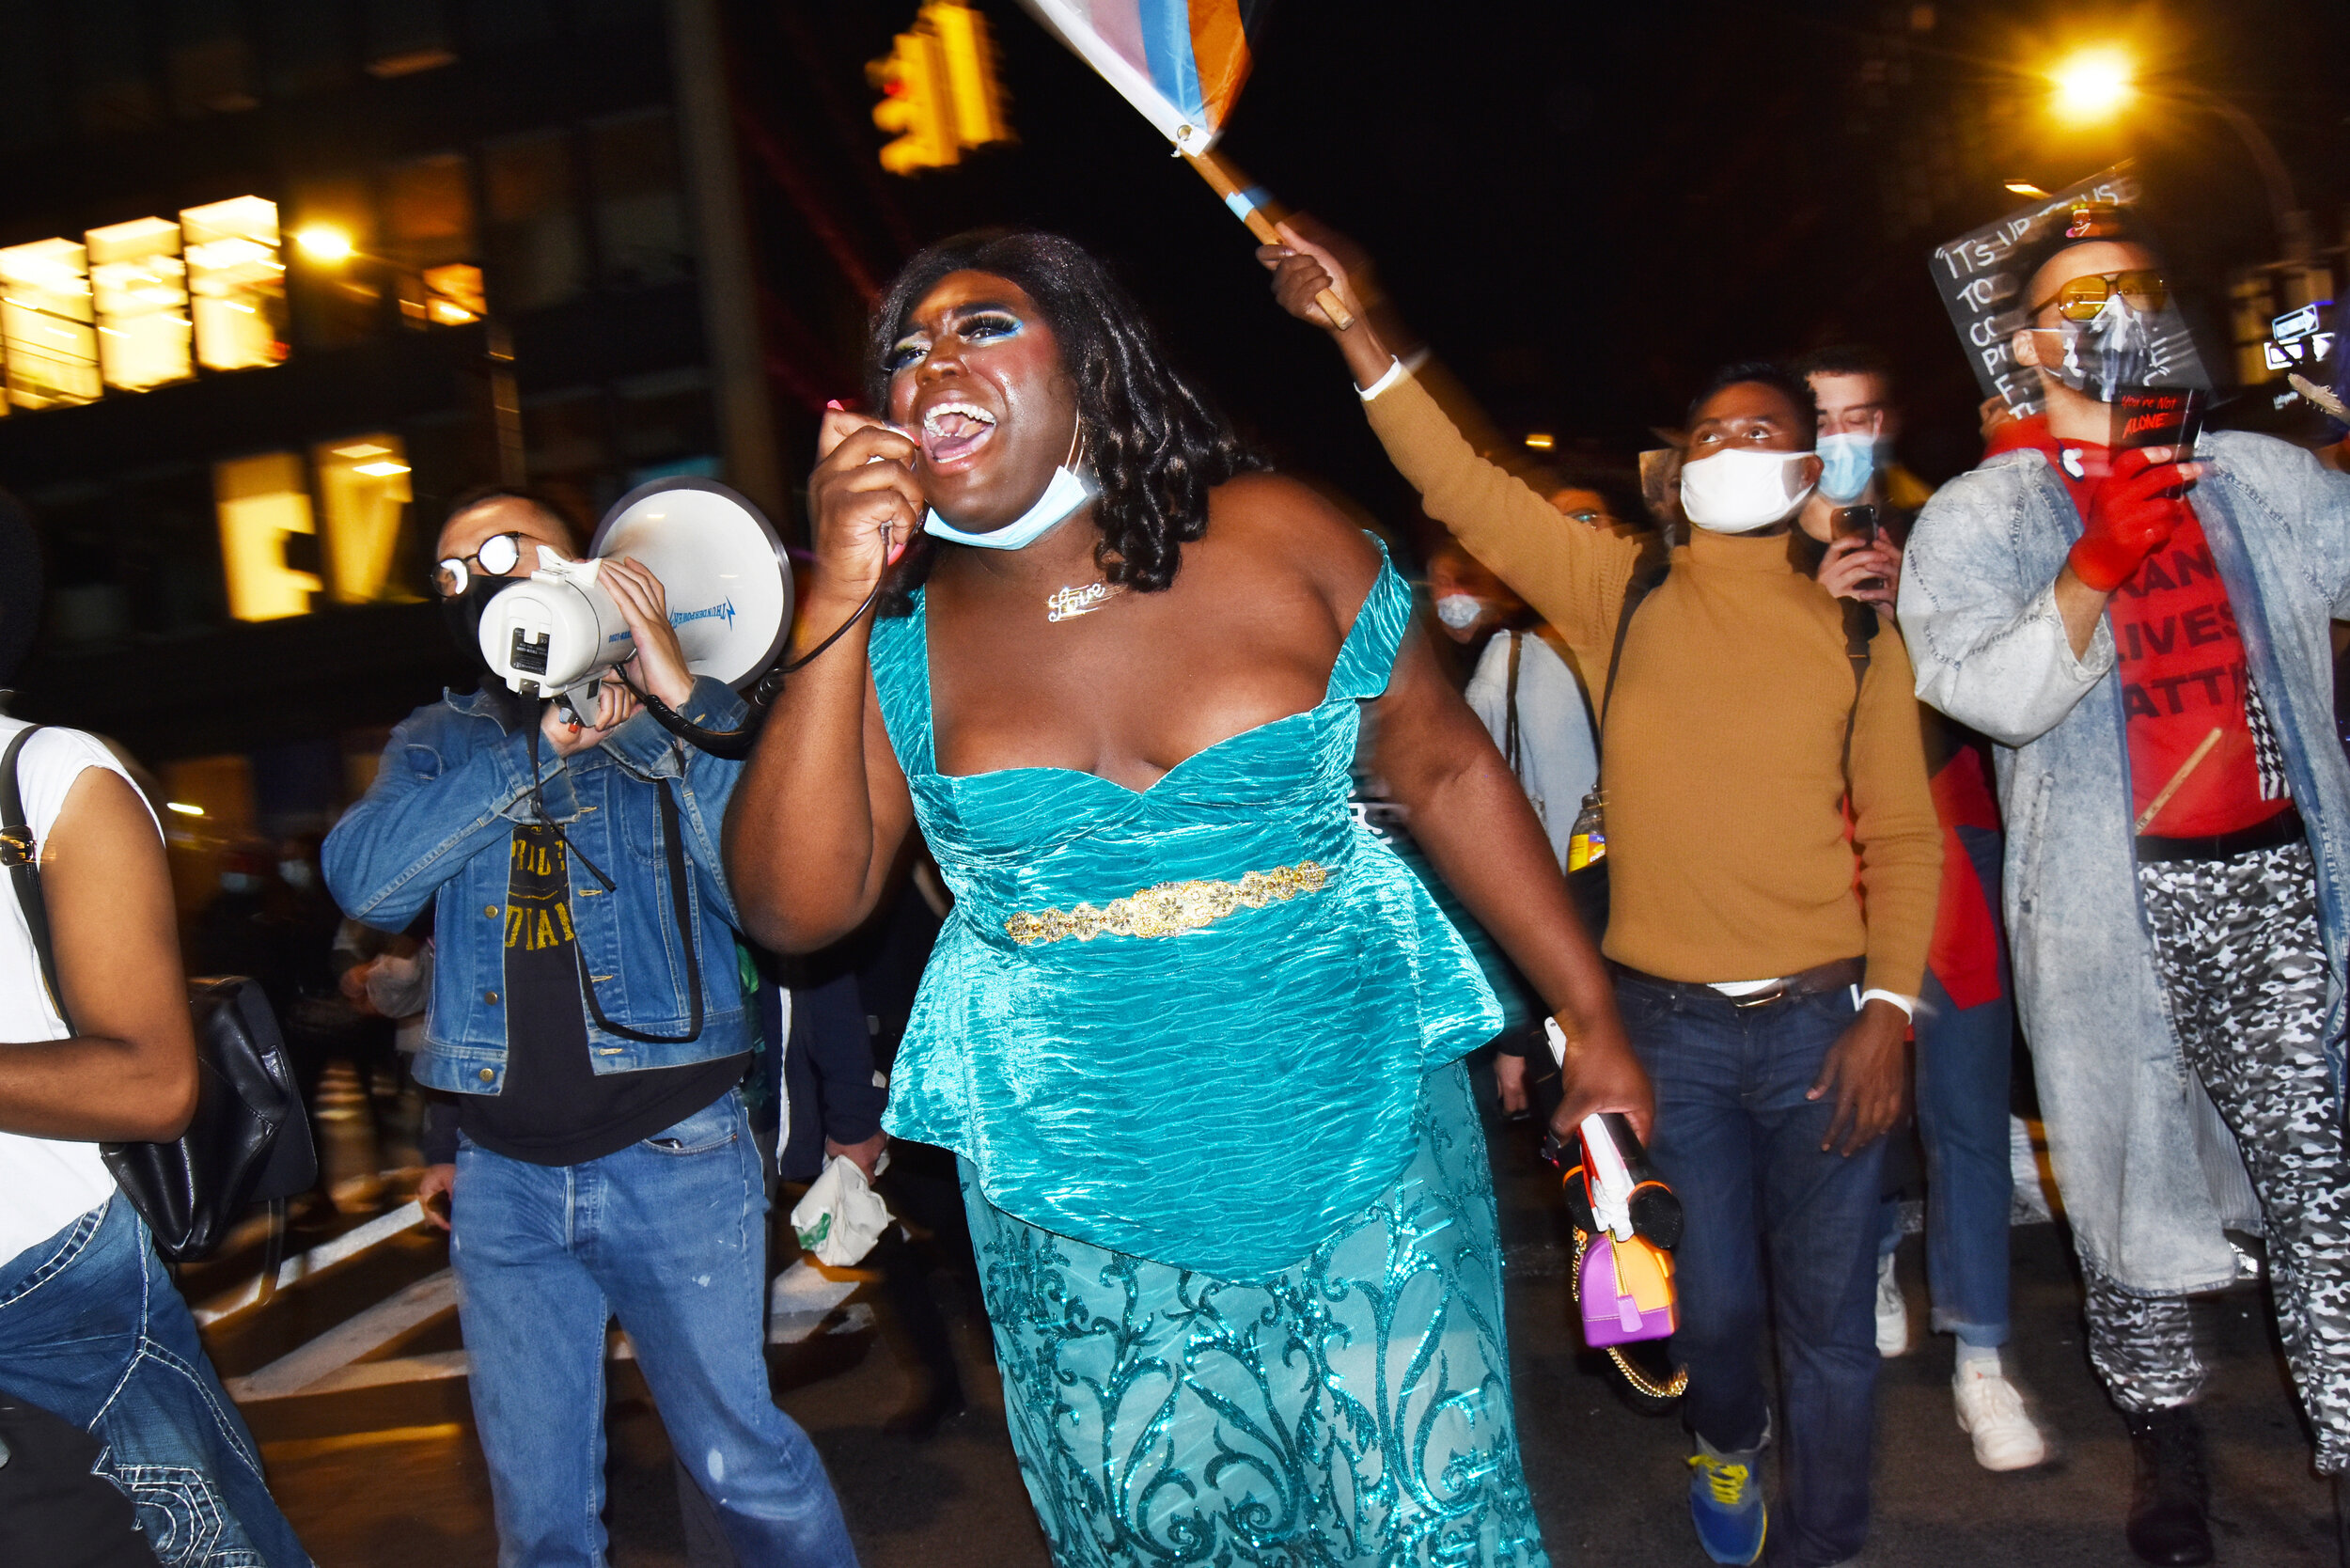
[923, 463, 1099, 551]
[1815, 432, 1877, 503]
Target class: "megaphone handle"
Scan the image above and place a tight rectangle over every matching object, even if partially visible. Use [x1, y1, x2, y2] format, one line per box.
[1580, 1112, 1636, 1205]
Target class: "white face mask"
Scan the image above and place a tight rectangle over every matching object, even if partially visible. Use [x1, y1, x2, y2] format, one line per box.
[1678, 447, 1817, 533]
[923, 463, 1097, 551]
[1434, 593, 1483, 631]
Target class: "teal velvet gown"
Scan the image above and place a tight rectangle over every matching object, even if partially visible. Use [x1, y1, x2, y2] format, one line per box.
[870, 542, 1552, 1567]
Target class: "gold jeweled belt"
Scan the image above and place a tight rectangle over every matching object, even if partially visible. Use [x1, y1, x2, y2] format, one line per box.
[1004, 860, 1329, 946]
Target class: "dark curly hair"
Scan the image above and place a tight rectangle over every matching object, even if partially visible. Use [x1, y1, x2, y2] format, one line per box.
[866, 231, 1260, 605]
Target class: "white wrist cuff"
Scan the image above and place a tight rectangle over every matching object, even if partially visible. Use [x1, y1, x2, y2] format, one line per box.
[1356, 358, 1407, 402]
[1858, 987, 1916, 1020]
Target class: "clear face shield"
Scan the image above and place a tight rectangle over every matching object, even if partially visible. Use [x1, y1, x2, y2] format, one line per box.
[2045, 294, 2172, 405]
[2034, 268, 2206, 406]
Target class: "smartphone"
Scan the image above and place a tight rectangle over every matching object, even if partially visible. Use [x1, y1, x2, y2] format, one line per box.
[1831, 505, 1880, 546]
[1833, 505, 1888, 593]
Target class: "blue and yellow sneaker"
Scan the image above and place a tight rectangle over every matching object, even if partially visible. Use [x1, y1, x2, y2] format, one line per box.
[1687, 1431, 1767, 1565]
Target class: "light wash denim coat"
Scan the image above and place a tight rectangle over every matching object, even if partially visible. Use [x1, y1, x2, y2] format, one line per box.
[322, 677, 751, 1096]
[1901, 431, 2350, 1294]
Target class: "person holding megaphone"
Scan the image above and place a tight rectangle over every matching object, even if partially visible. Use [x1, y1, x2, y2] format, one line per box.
[321, 489, 856, 1568]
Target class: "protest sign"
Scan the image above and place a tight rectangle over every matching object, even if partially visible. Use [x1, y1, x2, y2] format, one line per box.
[1931, 163, 2211, 420]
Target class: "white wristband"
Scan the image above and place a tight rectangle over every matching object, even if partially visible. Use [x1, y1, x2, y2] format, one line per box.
[1356, 358, 1406, 402]
[1858, 987, 1916, 1020]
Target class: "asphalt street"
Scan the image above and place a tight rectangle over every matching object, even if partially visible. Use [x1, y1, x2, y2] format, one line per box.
[212, 1103, 2339, 1567]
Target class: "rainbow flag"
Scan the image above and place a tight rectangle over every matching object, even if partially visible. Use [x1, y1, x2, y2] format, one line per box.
[1015, 0, 1261, 153]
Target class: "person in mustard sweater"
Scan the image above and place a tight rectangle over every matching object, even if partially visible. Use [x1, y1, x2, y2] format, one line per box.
[1265, 224, 1940, 1568]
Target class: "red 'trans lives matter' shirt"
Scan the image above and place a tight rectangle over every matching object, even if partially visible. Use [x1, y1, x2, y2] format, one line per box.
[1987, 416, 2290, 839]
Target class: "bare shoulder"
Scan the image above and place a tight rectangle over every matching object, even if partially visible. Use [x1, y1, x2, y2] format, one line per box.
[48, 766, 163, 867]
[1199, 471, 1385, 621]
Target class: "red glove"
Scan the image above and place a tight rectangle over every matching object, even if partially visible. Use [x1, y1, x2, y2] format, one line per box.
[2068, 447, 2190, 592]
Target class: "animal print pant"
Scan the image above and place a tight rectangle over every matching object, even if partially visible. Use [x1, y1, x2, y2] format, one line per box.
[2079, 840, 2350, 1471]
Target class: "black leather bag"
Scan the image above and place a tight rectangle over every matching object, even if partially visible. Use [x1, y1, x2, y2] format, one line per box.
[0, 726, 317, 1262]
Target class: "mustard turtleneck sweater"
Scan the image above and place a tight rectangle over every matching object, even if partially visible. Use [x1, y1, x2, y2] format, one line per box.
[1365, 370, 1940, 996]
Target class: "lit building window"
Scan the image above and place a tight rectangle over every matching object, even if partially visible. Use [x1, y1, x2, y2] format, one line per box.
[0, 239, 102, 411]
[315, 434, 418, 604]
[87, 217, 194, 393]
[384, 154, 478, 328]
[182, 196, 289, 373]
[215, 452, 321, 620]
[420, 262, 485, 325]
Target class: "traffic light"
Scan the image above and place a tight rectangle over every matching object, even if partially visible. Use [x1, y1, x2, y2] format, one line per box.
[869, 24, 955, 175]
[869, 2, 1014, 176]
[926, 1, 1015, 151]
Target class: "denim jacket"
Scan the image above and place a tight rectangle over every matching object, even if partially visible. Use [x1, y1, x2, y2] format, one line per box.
[322, 677, 753, 1095]
[1900, 431, 2350, 1294]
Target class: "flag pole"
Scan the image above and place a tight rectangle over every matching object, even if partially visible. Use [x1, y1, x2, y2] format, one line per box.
[1182, 148, 1355, 331]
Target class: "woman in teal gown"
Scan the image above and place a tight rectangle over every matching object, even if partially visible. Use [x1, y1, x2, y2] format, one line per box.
[728, 232, 1650, 1566]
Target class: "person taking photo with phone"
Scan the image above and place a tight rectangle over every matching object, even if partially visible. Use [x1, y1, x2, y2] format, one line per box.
[1792, 346, 2056, 1475]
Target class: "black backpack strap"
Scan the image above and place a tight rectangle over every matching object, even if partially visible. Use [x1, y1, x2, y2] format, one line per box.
[1839, 600, 1878, 796]
[1596, 556, 1670, 745]
[0, 726, 67, 1028]
[1502, 631, 1524, 775]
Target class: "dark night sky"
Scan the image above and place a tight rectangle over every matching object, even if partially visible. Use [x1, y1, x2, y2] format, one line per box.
[772, 0, 2350, 533]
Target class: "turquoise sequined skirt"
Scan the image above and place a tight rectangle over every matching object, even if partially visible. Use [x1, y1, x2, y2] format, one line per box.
[961, 1060, 1551, 1567]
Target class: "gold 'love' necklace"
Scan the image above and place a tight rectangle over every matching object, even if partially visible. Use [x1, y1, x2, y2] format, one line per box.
[1045, 581, 1124, 621]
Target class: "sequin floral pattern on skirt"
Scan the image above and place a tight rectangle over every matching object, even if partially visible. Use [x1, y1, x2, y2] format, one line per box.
[962, 1062, 1551, 1568]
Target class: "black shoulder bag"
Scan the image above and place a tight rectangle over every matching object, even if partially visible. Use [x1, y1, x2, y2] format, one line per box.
[1, 727, 317, 1262]
[1559, 555, 1671, 929]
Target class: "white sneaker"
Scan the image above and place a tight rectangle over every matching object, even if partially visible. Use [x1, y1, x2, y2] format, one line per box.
[1874, 1252, 1909, 1357]
[1953, 1362, 2051, 1471]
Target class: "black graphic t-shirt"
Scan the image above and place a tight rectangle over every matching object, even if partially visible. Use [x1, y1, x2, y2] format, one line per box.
[460, 821, 746, 1167]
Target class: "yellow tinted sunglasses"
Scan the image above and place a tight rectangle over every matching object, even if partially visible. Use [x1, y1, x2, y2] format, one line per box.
[2032, 269, 2170, 323]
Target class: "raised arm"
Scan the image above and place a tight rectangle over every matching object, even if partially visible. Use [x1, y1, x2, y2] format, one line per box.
[0, 765, 196, 1142]
[725, 416, 918, 953]
[1261, 221, 1640, 648]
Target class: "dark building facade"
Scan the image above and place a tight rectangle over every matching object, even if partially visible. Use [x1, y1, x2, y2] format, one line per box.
[0, 0, 899, 897]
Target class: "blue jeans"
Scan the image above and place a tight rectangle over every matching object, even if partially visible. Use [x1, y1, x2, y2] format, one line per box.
[1880, 996, 2013, 1352]
[1621, 974, 1888, 1568]
[451, 1090, 857, 1568]
[0, 1195, 310, 1567]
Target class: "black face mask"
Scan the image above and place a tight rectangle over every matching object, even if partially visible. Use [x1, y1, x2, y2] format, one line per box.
[441, 575, 523, 669]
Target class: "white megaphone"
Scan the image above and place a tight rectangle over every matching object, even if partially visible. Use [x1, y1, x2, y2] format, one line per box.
[478, 478, 793, 711]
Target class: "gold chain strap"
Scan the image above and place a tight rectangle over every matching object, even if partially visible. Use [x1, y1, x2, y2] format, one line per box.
[1568, 1228, 1691, 1400]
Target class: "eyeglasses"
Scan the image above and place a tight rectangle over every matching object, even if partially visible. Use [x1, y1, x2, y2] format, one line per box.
[2031, 269, 2170, 323]
[433, 532, 528, 597]
[1562, 510, 1618, 529]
